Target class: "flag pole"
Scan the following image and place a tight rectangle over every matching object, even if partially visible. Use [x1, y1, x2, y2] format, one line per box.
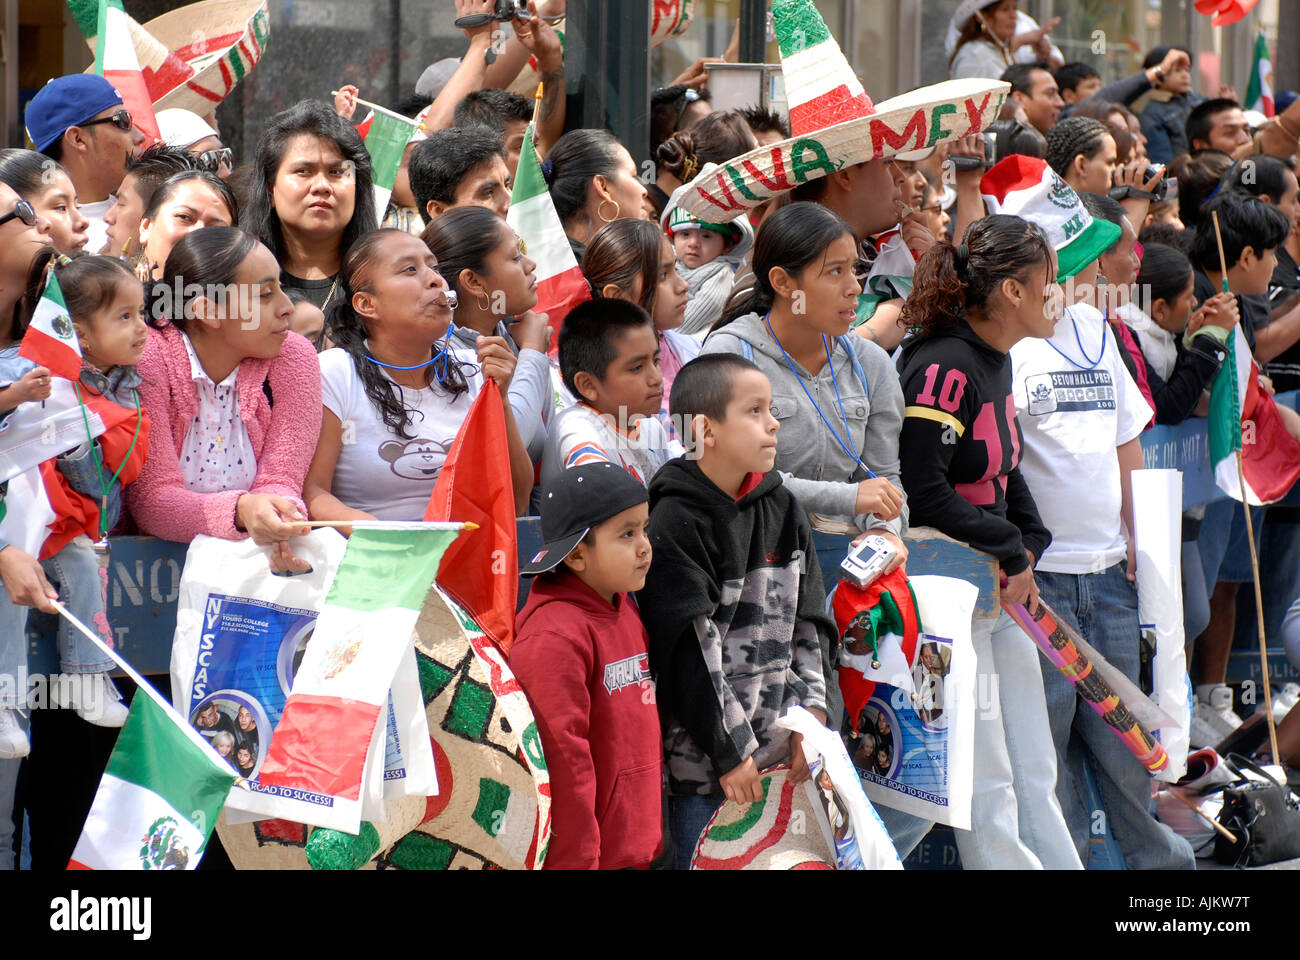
[1212, 209, 1281, 767]
[531, 81, 544, 130]
[330, 91, 426, 129]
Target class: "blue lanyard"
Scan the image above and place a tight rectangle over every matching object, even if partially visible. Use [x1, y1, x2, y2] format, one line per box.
[763, 314, 878, 480]
[363, 321, 457, 382]
[1045, 312, 1106, 371]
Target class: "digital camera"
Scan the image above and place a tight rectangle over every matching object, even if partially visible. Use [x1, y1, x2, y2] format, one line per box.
[840, 534, 895, 588]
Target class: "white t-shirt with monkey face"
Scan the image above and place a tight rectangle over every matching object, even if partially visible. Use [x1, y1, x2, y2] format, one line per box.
[319, 347, 479, 521]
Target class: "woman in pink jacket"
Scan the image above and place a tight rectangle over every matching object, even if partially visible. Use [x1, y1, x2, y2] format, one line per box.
[129, 227, 321, 572]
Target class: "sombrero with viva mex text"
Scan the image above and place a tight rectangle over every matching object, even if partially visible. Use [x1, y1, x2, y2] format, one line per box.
[674, 0, 1008, 224]
[980, 155, 1121, 281]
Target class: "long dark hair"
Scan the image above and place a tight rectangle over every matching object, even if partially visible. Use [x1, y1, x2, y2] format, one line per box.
[420, 205, 511, 302]
[1135, 242, 1193, 307]
[949, 1, 1004, 67]
[544, 129, 626, 229]
[900, 214, 1053, 337]
[145, 226, 258, 332]
[582, 218, 660, 316]
[325, 229, 468, 440]
[240, 99, 378, 267]
[715, 201, 853, 330]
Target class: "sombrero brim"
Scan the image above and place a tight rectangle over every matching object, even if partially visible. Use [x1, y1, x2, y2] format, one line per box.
[674, 79, 1009, 223]
[142, 0, 269, 115]
[1056, 217, 1122, 281]
[690, 766, 835, 870]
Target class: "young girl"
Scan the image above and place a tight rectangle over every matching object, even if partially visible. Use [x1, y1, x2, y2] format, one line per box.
[0, 255, 153, 754]
[304, 229, 534, 524]
[897, 215, 1081, 870]
[420, 206, 553, 467]
[1117, 242, 1239, 425]
[701, 202, 907, 561]
[130, 227, 320, 575]
[0, 149, 89, 257]
[582, 217, 699, 432]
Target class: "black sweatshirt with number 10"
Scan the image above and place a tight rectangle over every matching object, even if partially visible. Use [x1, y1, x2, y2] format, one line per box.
[896, 320, 1052, 576]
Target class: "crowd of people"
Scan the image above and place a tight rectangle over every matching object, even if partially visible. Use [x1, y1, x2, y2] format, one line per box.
[2, 0, 1300, 871]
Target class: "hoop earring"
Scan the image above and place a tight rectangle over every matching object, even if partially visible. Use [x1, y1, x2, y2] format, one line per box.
[597, 198, 621, 222]
[476, 292, 490, 312]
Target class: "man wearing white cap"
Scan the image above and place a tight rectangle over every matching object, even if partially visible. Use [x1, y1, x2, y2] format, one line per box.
[156, 108, 232, 179]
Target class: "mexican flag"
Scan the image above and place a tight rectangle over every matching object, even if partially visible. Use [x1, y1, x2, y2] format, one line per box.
[831, 569, 922, 735]
[19, 270, 82, 381]
[257, 526, 457, 803]
[1208, 325, 1300, 503]
[355, 105, 422, 215]
[70, 692, 235, 870]
[89, 0, 160, 144]
[0, 376, 106, 486]
[1244, 29, 1274, 117]
[425, 380, 518, 652]
[507, 126, 590, 350]
[66, 0, 195, 103]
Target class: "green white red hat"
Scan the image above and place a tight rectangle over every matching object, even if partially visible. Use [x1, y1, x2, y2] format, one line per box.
[663, 202, 741, 241]
[980, 155, 1121, 281]
[673, 0, 1008, 224]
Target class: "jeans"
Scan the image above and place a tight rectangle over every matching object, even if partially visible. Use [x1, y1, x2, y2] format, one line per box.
[1036, 565, 1196, 871]
[954, 609, 1080, 870]
[667, 790, 725, 870]
[0, 537, 114, 707]
[0, 749, 20, 869]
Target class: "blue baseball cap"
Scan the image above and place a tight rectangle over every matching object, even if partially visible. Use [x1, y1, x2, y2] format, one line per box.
[25, 75, 124, 153]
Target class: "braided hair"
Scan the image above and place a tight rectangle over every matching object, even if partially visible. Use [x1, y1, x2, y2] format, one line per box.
[325, 229, 468, 440]
[1045, 116, 1110, 178]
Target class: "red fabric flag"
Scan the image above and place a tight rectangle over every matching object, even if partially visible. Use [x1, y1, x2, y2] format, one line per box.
[424, 379, 519, 652]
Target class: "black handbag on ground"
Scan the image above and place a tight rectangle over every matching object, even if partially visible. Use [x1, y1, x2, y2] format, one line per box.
[1213, 754, 1300, 867]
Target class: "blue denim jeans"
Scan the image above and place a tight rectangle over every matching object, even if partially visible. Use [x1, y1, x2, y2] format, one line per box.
[0, 537, 114, 708]
[667, 790, 725, 870]
[1035, 564, 1196, 870]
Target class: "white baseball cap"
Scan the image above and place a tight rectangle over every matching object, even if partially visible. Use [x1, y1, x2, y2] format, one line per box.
[156, 108, 219, 149]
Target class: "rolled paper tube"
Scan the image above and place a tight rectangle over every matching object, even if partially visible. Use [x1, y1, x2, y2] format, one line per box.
[1002, 599, 1169, 773]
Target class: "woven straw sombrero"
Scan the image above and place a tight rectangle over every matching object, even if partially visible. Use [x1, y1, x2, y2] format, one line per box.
[690, 766, 836, 870]
[71, 0, 268, 115]
[674, 0, 1008, 224]
[217, 586, 552, 870]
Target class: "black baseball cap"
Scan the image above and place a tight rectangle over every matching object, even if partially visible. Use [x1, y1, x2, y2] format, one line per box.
[522, 463, 649, 576]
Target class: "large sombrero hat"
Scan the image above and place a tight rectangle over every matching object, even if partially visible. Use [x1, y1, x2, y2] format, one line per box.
[980, 155, 1122, 281]
[217, 586, 551, 870]
[690, 767, 836, 870]
[673, 0, 1008, 223]
[70, 0, 268, 115]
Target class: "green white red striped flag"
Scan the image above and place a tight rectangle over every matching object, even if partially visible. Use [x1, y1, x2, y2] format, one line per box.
[506, 126, 590, 348]
[355, 105, 423, 215]
[69, 691, 236, 870]
[89, 0, 160, 144]
[1208, 325, 1300, 503]
[1245, 29, 1274, 117]
[256, 526, 458, 828]
[19, 269, 82, 380]
[53, 601, 236, 870]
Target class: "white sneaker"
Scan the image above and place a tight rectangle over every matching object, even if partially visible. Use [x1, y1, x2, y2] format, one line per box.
[1255, 682, 1300, 723]
[0, 708, 30, 759]
[53, 673, 129, 728]
[1190, 683, 1243, 748]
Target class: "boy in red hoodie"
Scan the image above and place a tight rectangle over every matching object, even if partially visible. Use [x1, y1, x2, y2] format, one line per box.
[509, 462, 663, 869]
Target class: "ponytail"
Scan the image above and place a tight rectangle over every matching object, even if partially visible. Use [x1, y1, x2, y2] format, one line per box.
[901, 214, 1053, 337]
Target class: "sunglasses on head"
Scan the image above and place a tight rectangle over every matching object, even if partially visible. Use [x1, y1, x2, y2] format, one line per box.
[196, 147, 233, 173]
[674, 88, 702, 129]
[0, 200, 37, 229]
[80, 109, 133, 133]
